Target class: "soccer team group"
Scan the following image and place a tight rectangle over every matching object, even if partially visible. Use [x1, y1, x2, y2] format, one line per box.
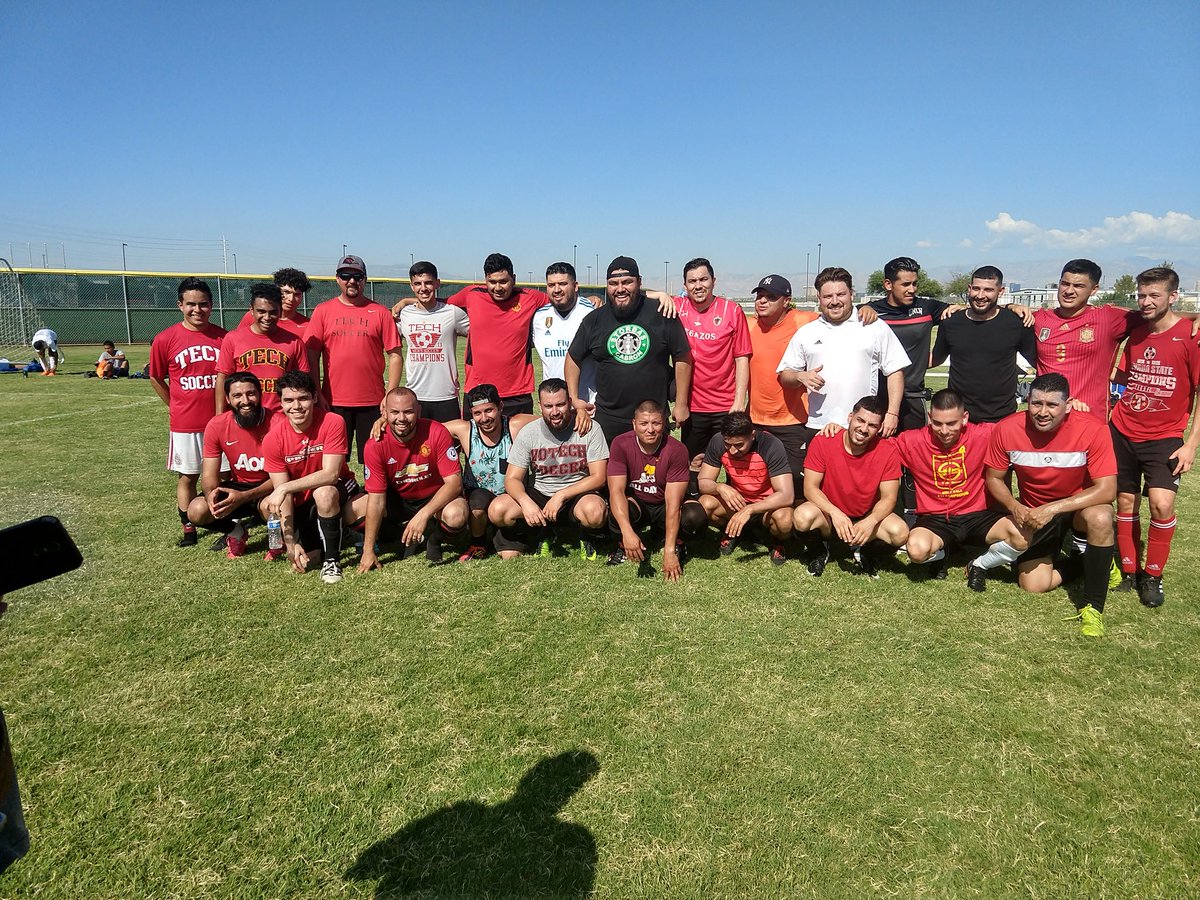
[137, 250, 1197, 637]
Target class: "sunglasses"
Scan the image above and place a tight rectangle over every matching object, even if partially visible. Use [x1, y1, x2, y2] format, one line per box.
[337, 272, 365, 282]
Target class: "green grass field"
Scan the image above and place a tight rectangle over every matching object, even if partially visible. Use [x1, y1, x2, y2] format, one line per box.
[2, 345, 1199, 898]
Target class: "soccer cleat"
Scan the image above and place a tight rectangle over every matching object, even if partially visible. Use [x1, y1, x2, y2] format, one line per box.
[320, 558, 343, 584]
[457, 544, 487, 563]
[1074, 604, 1106, 637]
[807, 541, 831, 577]
[770, 544, 787, 566]
[225, 531, 247, 559]
[264, 548, 286, 563]
[425, 531, 443, 563]
[718, 536, 738, 557]
[579, 538, 598, 561]
[853, 547, 879, 580]
[606, 547, 628, 566]
[537, 539, 552, 558]
[177, 530, 198, 548]
[209, 534, 228, 552]
[1113, 572, 1137, 593]
[674, 540, 689, 565]
[1108, 558, 1125, 590]
[928, 558, 948, 580]
[1138, 574, 1165, 608]
[965, 563, 987, 593]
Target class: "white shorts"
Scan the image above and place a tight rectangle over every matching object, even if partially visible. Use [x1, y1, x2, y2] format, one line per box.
[167, 432, 229, 475]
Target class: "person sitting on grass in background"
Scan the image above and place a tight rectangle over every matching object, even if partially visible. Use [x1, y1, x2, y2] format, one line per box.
[263, 370, 365, 585]
[96, 340, 128, 378]
[488, 378, 609, 560]
[606, 399, 707, 580]
[355, 388, 469, 571]
[187, 372, 278, 559]
[793, 395, 909, 578]
[696, 412, 795, 566]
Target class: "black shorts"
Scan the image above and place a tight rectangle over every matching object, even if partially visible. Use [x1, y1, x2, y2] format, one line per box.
[492, 486, 605, 552]
[219, 480, 269, 522]
[1111, 424, 1184, 494]
[897, 394, 929, 433]
[526, 486, 602, 524]
[758, 423, 811, 491]
[382, 493, 463, 534]
[913, 509, 1004, 550]
[333, 405, 380, 464]
[294, 475, 360, 551]
[595, 412, 632, 447]
[467, 487, 497, 513]
[609, 494, 670, 534]
[1018, 512, 1074, 562]
[681, 411, 727, 460]
[421, 397, 462, 424]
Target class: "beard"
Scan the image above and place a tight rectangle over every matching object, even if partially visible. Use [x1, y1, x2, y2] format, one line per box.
[233, 406, 263, 429]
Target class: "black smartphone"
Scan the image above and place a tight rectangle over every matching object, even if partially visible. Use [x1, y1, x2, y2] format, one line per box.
[0, 516, 83, 595]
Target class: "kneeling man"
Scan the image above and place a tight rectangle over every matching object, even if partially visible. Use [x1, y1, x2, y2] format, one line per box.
[358, 388, 468, 570]
[489, 378, 609, 558]
[794, 395, 909, 577]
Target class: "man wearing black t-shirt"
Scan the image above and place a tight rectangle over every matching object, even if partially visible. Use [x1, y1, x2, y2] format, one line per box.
[566, 256, 694, 444]
[931, 265, 1038, 423]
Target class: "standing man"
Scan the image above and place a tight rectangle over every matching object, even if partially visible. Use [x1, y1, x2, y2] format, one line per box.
[396, 261, 471, 423]
[30, 327, 61, 376]
[747, 275, 817, 489]
[216, 282, 308, 412]
[696, 412, 795, 564]
[984, 373, 1117, 636]
[532, 262, 597, 405]
[263, 371, 364, 585]
[149, 277, 228, 546]
[238, 267, 313, 338]
[932, 266, 1038, 423]
[794, 395, 909, 577]
[676, 258, 754, 472]
[489, 379, 610, 559]
[304, 255, 403, 463]
[187, 372, 278, 559]
[777, 267, 910, 436]
[606, 399, 708, 579]
[566, 256, 694, 444]
[1110, 267, 1200, 607]
[356, 388, 469, 570]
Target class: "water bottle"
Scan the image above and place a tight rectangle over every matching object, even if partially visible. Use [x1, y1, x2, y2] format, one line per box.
[267, 513, 283, 550]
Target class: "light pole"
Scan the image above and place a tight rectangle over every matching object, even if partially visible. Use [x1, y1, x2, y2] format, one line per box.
[232, 253, 238, 274]
[121, 242, 128, 271]
[805, 252, 810, 299]
[528, 271, 533, 284]
[595, 254, 599, 282]
[410, 253, 414, 267]
[586, 265, 592, 285]
[342, 243, 347, 258]
[664, 262, 670, 293]
[573, 244, 577, 270]
[817, 243, 822, 272]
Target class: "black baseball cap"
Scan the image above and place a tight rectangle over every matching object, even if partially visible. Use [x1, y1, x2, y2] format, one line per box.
[752, 274, 791, 297]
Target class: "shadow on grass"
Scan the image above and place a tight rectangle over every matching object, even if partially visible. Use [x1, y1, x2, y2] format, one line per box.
[344, 750, 599, 899]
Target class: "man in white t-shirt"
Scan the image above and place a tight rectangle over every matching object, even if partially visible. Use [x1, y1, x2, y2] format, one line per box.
[31, 328, 62, 376]
[532, 262, 597, 405]
[777, 266, 909, 438]
[395, 260, 471, 423]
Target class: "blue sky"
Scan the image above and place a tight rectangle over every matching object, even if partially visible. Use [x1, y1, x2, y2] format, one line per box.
[2, 0, 1197, 294]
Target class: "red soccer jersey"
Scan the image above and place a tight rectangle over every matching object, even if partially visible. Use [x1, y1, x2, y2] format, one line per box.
[149, 321, 228, 432]
[303, 297, 401, 407]
[804, 433, 902, 519]
[449, 285, 547, 397]
[363, 419, 461, 501]
[985, 410, 1116, 509]
[893, 421, 996, 517]
[1111, 318, 1200, 441]
[608, 431, 691, 506]
[1033, 304, 1137, 414]
[202, 407, 277, 483]
[262, 408, 354, 504]
[702, 431, 791, 503]
[238, 309, 309, 340]
[676, 295, 753, 413]
[217, 326, 309, 410]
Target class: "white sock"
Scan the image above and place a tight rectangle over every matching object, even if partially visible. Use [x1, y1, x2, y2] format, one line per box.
[927, 548, 946, 563]
[972, 540, 1021, 570]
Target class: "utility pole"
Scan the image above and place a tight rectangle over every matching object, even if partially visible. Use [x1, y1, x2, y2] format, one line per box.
[664, 261, 669, 293]
[222, 235, 228, 274]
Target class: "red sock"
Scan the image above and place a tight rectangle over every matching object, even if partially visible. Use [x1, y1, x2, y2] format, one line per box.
[1145, 517, 1176, 577]
[1115, 513, 1141, 574]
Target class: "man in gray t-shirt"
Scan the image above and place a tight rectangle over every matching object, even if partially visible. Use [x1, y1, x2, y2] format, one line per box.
[488, 378, 609, 559]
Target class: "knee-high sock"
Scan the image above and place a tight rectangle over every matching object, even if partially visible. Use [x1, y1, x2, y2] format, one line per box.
[317, 514, 342, 559]
[971, 541, 1022, 570]
[1145, 517, 1177, 577]
[1116, 512, 1141, 574]
[1081, 544, 1114, 612]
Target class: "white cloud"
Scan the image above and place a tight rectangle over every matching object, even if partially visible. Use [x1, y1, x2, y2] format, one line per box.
[915, 239, 935, 248]
[958, 238, 973, 248]
[984, 210, 1200, 249]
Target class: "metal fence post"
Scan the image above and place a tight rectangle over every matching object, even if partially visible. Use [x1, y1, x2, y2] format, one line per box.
[121, 272, 131, 343]
[216, 275, 224, 328]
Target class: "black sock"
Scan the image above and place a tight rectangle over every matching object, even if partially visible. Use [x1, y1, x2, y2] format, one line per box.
[1055, 554, 1084, 586]
[1082, 544, 1114, 612]
[178, 508, 195, 531]
[209, 517, 236, 535]
[317, 515, 342, 560]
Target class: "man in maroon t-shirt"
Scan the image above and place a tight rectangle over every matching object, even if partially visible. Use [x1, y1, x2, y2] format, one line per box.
[187, 372, 277, 559]
[1110, 267, 1200, 608]
[217, 283, 308, 412]
[697, 412, 795, 564]
[355, 388, 468, 572]
[263, 371, 364, 584]
[606, 400, 708, 580]
[795, 394, 909, 578]
[149, 276, 227, 547]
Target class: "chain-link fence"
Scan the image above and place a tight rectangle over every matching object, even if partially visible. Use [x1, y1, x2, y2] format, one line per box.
[7, 269, 490, 343]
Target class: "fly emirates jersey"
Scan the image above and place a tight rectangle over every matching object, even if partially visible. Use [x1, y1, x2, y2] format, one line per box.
[985, 410, 1116, 509]
[202, 408, 277, 483]
[364, 419, 460, 501]
[216, 327, 308, 410]
[263, 408, 355, 504]
[893, 421, 995, 517]
[150, 322, 228, 432]
[533, 298, 597, 402]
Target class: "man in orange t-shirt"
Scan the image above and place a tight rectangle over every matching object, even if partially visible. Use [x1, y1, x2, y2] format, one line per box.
[747, 275, 817, 491]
